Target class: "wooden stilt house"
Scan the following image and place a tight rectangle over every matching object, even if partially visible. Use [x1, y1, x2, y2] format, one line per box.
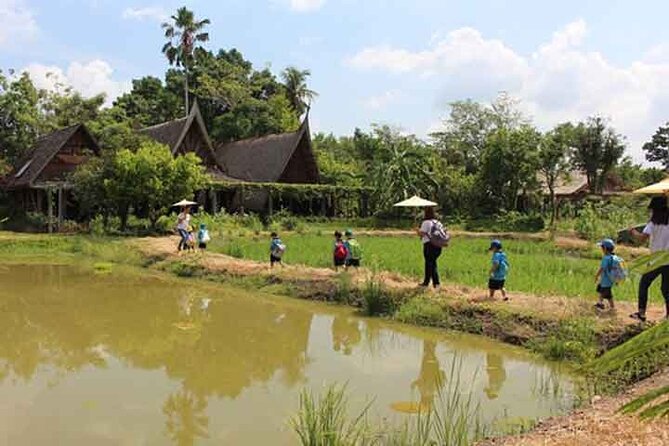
[3, 124, 100, 231]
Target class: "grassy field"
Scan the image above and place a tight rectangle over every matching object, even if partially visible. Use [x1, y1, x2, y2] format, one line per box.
[208, 233, 648, 301]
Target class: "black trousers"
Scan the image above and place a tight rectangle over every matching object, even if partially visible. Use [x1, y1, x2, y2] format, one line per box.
[422, 243, 442, 287]
[638, 264, 669, 315]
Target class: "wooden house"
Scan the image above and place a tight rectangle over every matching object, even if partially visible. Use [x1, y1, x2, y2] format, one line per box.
[214, 117, 320, 212]
[139, 101, 221, 175]
[3, 124, 100, 230]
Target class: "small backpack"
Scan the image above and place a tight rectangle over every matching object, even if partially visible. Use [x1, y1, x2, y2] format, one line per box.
[334, 243, 348, 261]
[347, 239, 363, 260]
[429, 220, 451, 248]
[272, 241, 286, 258]
[607, 255, 628, 285]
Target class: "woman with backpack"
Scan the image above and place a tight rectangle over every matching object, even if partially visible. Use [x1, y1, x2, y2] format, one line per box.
[629, 196, 669, 322]
[418, 207, 449, 289]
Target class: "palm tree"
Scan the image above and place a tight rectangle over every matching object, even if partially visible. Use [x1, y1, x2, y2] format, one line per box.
[162, 7, 210, 116]
[281, 66, 318, 115]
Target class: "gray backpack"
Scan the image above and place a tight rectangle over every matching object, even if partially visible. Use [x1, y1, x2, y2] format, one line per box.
[429, 220, 451, 248]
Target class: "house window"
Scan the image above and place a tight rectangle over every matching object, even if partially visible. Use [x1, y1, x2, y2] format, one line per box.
[15, 160, 32, 178]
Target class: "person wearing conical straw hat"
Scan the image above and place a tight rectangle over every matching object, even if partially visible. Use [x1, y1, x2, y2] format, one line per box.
[628, 196, 669, 322]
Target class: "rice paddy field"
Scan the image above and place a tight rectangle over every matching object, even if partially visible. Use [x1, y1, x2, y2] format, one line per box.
[208, 233, 649, 301]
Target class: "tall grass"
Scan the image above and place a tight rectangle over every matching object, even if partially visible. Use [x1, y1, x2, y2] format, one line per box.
[208, 233, 650, 300]
[291, 361, 488, 446]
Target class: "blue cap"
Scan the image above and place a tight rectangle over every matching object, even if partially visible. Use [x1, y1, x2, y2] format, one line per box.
[199, 223, 206, 229]
[489, 239, 502, 250]
[598, 238, 615, 250]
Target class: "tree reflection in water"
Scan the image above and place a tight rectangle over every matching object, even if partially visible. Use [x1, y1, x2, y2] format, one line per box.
[484, 353, 507, 400]
[163, 387, 209, 446]
[331, 315, 362, 355]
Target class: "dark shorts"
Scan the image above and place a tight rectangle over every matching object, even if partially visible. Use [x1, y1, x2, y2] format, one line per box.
[597, 285, 613, 300]
[198, 243, 207, 249]
[346, 258, 361, 267]
[334, 258, 346, 267]
[270, 254, 282, 264]
[488, 279, 506, 290]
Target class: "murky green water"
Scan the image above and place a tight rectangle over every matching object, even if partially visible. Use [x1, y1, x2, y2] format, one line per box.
[0, 264, 575, 445]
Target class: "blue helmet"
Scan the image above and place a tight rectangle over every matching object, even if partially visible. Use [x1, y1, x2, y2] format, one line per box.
[598, 238, 615, 251]
[489, 239, 502, 250]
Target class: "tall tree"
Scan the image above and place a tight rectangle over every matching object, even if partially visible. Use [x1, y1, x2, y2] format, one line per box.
[162, 7, 210, 116]
[539, 123, 574, 224]
[280, 66, 317, 115]
[571, 116, 626, 194]
[114, 76, 182, 127]
[642, 122, 669, 169]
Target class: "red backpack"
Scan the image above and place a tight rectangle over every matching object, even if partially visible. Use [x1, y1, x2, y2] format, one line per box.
[334, 242, 348, 261]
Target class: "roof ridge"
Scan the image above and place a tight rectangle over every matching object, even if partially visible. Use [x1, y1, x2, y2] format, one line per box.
[216, 129, 300, 147]
[140, 117, 188, 131]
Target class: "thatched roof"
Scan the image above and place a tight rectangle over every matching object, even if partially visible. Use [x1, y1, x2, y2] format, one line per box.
[539, 171, 589, 197]
[215, 118, 318, 183]
[4, 124, 99, 189]
[139, 101, 216, 164]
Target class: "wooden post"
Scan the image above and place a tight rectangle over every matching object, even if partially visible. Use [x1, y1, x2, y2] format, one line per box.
[268, 190, 273, 217]
[210, 189, 218, 214]
[47, 189, 53, 234]
[57, 188, 65, 231]
[239, 185, 245, 215]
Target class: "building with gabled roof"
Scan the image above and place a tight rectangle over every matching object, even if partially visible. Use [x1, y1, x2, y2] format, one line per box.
[215, 117, 319, 184]
[3, 123, 100, 230]
[139, 101, 221, 176]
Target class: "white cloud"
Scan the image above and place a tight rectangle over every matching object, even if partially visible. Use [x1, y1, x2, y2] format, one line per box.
[281, 0, 326, 12]
[122, 6, 167, 22]
[347, 19, 669, 161]
[363, 90, 403, 110]
[0, 0, 38, 47]
[23, 60, 131, 106]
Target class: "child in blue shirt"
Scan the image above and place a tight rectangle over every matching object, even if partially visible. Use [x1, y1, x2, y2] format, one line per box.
[197, 223, 210, 251]
[488, 240, 509, 301]
[270, 232, 286, 268]
[594, 238, 616, 311]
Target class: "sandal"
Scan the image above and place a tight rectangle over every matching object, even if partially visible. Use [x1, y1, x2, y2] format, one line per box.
[594, 302, 606, 310]
[629, 312, 647, 322]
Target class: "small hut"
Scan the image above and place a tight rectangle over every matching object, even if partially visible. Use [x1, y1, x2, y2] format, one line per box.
[3, 124, 100, 230]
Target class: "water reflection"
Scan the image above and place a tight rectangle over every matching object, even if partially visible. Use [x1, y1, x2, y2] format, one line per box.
[331, 315, 362, 355]
[0, 265, 574, 445]
[484, 353, 507, 400]
[411, 340, 446, 410]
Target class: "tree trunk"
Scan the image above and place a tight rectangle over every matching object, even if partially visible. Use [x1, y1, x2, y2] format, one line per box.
[549, 186, 556, 226]
[184, 67, 189, 117]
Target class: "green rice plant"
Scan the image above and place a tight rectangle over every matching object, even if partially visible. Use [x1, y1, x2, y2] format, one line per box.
[619, 385, 669, 420]
[333, 273, 353, 304]
[587, 321, 669, 390]
[290, 384, 373, 446]
[526, 318, 598, 363]
[224, 241, 245, 259]
[361, 275, 386, 316]
[395, 297, 448, 327]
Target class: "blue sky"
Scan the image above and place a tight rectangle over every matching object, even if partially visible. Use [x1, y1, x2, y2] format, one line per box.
[3, 0, 669, 161]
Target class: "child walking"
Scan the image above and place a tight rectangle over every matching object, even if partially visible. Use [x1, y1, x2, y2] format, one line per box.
[197, 223, 210, 251]
[333, 231, 348, 272]
[270, 232, 286, 268]
[344, 229, 362, 270]
[595, 238, 617, 311]
[488, 240, 509, 301]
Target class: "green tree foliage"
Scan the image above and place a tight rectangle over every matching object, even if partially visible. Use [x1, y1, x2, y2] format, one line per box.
[281, 67, 318, 115]
[642, 122, 669, 169]
[539, 123, 574, 223]
[72, 141, 208, 229]
[312, 133, 363, 187]
[162, 7, 211, 115]
[613, 157, 666, 191]
[113, 76, 182, 127]
[571, 116, 626, 194]
[479, 126, 540, 211]
[0, 71, 44, 164]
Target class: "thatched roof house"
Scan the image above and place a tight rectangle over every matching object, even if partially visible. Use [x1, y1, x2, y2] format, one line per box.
[139, 101, 220, 174]
[215, 118, 319, 184]
[3, 123, 100, 230]
[4, 124, 100, 191]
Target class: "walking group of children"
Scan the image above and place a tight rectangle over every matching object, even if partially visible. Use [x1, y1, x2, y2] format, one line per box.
[269, 229, 363, 271]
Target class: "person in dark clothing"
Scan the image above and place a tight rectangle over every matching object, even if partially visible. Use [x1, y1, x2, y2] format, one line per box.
[418, 207, 442, 289]
[629, 196, 669, 322]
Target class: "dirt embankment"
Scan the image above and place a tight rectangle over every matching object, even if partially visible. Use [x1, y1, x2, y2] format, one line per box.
[478, 368, 669, 446]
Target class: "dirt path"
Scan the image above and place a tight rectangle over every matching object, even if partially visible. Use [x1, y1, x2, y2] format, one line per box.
[478, 369, 669, 446]
[133, 236, 666, 328]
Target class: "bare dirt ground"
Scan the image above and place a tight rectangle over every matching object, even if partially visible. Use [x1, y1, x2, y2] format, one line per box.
[134, 236, 666, 328]
[478, 369, 669, 446]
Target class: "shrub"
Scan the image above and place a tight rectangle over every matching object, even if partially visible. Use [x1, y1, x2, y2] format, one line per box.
[361, 276, 387, 316]
[225, 241, 245, 259]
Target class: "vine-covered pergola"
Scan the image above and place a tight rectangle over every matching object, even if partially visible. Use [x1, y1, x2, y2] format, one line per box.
[207, 180, 374, 218]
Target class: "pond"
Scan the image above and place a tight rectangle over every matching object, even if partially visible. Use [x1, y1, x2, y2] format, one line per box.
[0, 264, 576, 445]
